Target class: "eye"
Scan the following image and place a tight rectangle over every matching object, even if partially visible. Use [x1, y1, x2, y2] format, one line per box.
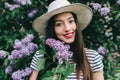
[69, 19, 75, 24]
[55, 22, 63, 27]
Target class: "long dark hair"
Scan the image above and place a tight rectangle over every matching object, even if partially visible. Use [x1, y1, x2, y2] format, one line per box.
[45, 12, 91, 80]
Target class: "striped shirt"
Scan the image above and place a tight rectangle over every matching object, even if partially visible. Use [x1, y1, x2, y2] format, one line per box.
[30, 48, 104, 80]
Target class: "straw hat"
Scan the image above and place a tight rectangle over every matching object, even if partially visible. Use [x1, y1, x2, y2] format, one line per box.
[32, 0, 93, 35]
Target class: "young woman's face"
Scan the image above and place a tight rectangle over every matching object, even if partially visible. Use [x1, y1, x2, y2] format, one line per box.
[54, 12, 76, 43]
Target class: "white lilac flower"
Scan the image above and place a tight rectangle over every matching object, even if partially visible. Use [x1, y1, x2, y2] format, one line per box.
[100, 7, 110, 16]
[91, 3, 101, 10]
[105, 32, 113, 37]
[0, 50, 7, 59]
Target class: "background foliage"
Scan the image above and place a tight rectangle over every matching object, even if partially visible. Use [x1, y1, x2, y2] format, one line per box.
[0, 0, 120, 80]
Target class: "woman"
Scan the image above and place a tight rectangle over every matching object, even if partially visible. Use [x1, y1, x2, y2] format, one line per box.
[29, 0, 104, 80]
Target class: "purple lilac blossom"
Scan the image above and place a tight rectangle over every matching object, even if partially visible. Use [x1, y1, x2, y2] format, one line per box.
[21, 37, 31, 45]
[100, 7, 110, 16]
[24, 67, 32, 76]
[8, 55, 14, 60]
[45, 38, 73, 65]
[28, 9, 38, 18]
[4, 2, 20, 11]
[9, 34, 37, 59]
[27, 43, 38, 53]
[12, 70, 23, 80]
[45, 38, 66, 51]
[27, 34, 34, 40]
[97, 46, 106, 54]
[0, 50, 7, 59]
[5, 65, 13, 75]
[91, 3, 101, 10]
[20, 48, 30, 56]
[117, 0, 120, 5]
[12, 68, 32, 80]
[21, 34, 34, 45]
[11, 50, 22, 59]
[14, 0, 32, 6]
[14, 39, 23, 49]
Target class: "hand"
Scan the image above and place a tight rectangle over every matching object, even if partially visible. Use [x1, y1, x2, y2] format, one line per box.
[52, 74, 58, 80]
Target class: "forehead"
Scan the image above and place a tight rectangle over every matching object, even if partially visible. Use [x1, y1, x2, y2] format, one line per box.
[55, 12, 73, 20]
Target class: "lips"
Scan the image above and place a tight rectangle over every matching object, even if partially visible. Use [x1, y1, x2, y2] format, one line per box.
[63, 32, 74, 38]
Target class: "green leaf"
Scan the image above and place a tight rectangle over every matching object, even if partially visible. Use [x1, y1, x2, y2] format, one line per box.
[36, 58, 45, 71]
[62, 64, 75, 79]
[41, 76, 54, 80]
[115, 12, 120, 20]
[39, 49, 46, 55]
[40, 69, 54, 80]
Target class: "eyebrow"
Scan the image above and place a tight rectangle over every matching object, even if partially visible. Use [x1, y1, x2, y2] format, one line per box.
[55, 16, 74, 22]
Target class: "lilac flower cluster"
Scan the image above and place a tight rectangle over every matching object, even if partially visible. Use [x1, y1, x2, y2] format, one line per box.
[14, 0, 32, 6]
[12, 67, 32, 80]
[91, 3, 101, 10]
[97, 46, 107, 55]
[117, 0, 120, 5]
[100, 7, 110, 16]
[45, 38, 73, 65]
[28, 9, 38, 18]
[8, 34, 38, 60]
[5, 2, 20, 11]
[91, 2, 110, 16]
[5, 65, 13, 75]
[4, 0, 32, 11]
[0, 50, 7, 59]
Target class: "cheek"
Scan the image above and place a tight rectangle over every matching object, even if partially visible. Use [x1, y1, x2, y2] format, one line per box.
[73, 24, 77, 31]
[54, 27, 63, 35]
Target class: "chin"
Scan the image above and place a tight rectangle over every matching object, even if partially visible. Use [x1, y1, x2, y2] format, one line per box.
[64, 39, 75, 44]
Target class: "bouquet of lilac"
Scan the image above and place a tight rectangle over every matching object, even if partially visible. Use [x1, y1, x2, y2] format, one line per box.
[37, 38, 75, 80]
[45, 38, 73, 65]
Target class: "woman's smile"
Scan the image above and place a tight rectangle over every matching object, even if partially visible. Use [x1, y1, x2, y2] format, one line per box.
[63, 32, 74, 38]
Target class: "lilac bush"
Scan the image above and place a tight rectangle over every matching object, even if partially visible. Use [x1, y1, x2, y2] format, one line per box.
[8, 34, 38, 60]
[3, 34, 38, 79]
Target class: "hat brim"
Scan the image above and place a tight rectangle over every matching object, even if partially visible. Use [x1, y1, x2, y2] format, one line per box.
[32, 3, 93, 35]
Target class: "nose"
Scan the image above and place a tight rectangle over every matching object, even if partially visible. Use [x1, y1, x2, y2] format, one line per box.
[64, 22, 71, 32]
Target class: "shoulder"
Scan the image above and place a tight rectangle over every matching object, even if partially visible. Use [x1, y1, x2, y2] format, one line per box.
[85, 48, 102, 59]
[85, 48, 104, 72]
